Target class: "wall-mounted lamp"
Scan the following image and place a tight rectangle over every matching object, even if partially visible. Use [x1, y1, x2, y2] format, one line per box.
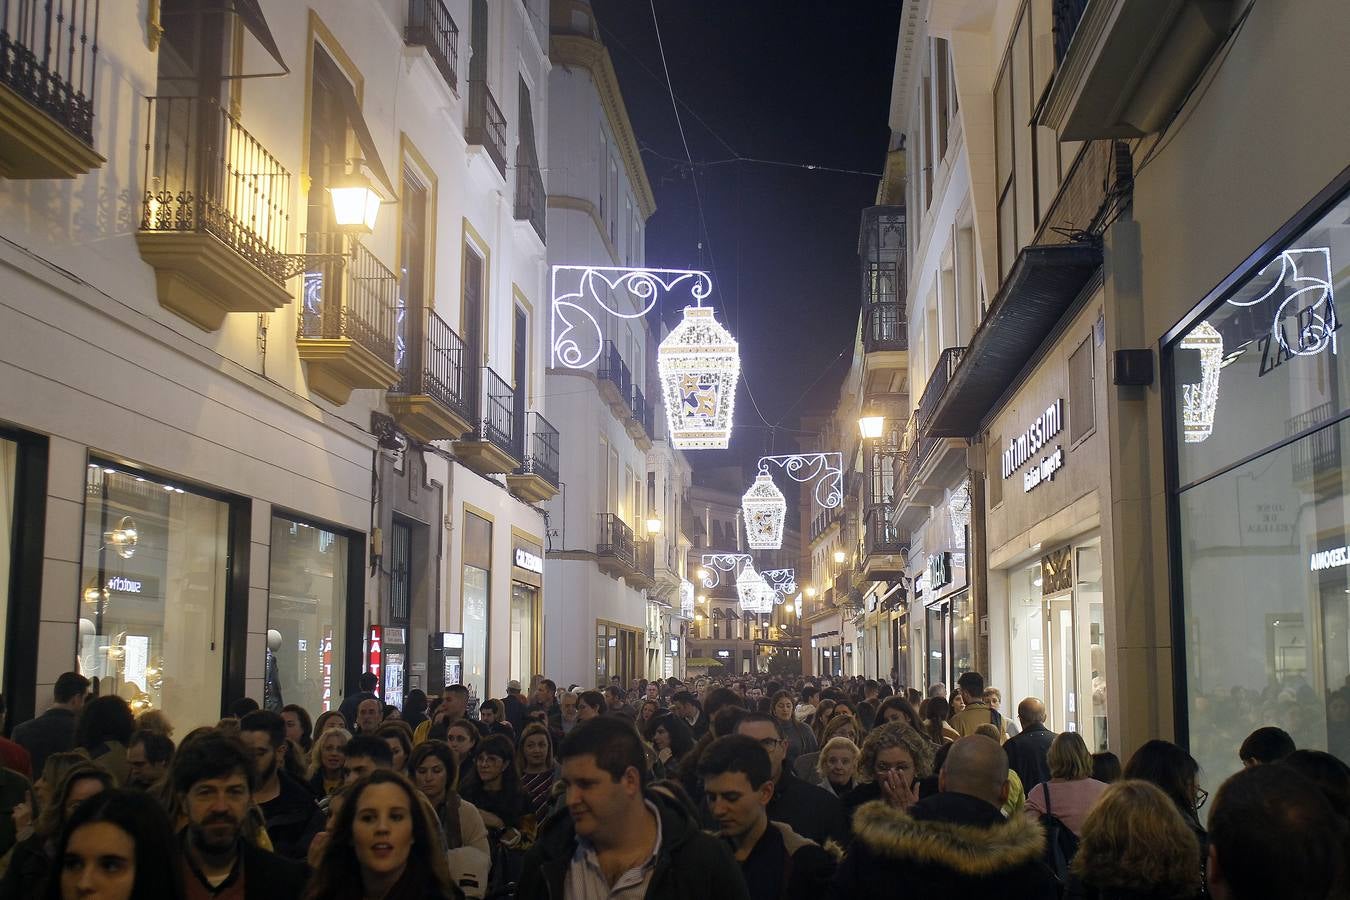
[646, 516, 662, 535]
[858, 415, 885, 439]
[328, 170, 381, 233]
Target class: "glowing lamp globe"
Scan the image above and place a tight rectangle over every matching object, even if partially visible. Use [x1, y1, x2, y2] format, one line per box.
[657, 306, 739, 449]
[329, 173, 381, 233]
[741, 474, 786, 550]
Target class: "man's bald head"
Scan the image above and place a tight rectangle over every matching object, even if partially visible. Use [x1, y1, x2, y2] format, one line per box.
[940, 737, 1010, 807]
[1017, 697, 1047, 727]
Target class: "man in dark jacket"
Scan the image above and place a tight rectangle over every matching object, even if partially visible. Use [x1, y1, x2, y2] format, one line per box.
[736, 713, 847, 847]
[239, 710, 324, 861]
[1002, 697, 1055, 791]
[174, 732, 309, 900]
[12, 672, 86, 777]
[832, 736, 1057, 899]
[517, 716, 748, 900]
[502, 680, 528, 734]
[699, 735, 835, 900]
[336, 672, 379, 730]
[527, 678, 564, 742]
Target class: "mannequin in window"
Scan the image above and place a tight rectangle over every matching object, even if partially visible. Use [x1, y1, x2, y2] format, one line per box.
[265, 629, 285, 712]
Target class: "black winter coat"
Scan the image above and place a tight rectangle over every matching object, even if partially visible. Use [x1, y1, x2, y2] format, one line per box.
[767, 769, 847, 847]
[1004, 723, 1055, 792]
[516, 784, 749, 900]
[831, 793, 1059, 900]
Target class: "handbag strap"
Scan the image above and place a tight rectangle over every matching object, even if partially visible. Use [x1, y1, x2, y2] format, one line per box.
[1044, 781, 1053, 817]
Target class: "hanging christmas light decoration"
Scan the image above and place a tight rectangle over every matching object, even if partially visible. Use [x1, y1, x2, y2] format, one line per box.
[679, 579, 695, 618]
[741, 474, 786, 550]
[736, 564, 774, 614]
[658, 304, 740, 449]
[1179, 321, 1223, 444]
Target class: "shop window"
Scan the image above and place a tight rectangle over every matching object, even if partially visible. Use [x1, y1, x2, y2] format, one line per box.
[1168, 186, 1350, 788]
[462, 511, 492, 704]
[509, 581, 538, 684]
[80, 464, 230, 729]
[267, 516, 350, 715]
[1069, 335, 1095, 444]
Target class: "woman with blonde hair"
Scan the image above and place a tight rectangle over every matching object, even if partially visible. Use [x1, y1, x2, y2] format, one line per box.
[1024, 731, 1108, 836]
[815, 736, 860, 799]
[1066, 780, 1202, 900]
[307, 726, 351, 798]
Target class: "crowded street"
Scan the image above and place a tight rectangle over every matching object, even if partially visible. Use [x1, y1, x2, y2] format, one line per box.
[0, 0, 1348, 898]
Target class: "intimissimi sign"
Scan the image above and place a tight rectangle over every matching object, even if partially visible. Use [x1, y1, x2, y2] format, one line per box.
[1001, 400, 1064, 484]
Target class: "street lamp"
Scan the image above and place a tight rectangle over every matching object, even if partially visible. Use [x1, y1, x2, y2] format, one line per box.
[833, 548, 847, 565]
[328, 171, 381, 233]
[805, 586, 816, 598]
[697, 595, 707, 604]
[858, 415, 885, 439]
[646, 516, 662, 535]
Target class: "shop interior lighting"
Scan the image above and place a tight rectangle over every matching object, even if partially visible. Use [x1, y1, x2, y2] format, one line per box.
[104, 516, 138, 559]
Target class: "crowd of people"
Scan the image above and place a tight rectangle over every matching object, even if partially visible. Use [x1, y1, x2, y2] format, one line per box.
[0, 667, 1344, 900]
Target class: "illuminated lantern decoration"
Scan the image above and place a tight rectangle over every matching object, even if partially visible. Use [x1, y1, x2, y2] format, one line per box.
[741, 474, 786, 550]
[1180, 321, 1223, 443]
[657, 305, 739, 449]
[736, 564, 774, 614]
[679, 579, 695, 618]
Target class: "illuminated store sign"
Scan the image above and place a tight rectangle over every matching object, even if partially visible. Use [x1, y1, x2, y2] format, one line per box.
[106, 576, 142, 594]
[1310, 546, 1350, 572]
[1002, 400, 1065, 492]
[514, 548, 543, 574]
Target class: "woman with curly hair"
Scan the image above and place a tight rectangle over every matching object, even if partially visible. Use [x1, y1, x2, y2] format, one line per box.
[841, 721, 936, 826]
[308, 727, 352, 798]
[1065, 780, 1202, 900]
[305, 770, 452, 900]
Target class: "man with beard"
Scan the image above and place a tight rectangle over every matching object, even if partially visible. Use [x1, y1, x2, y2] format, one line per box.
[174, 732, 308, 899]
[239, 710, 325, 861]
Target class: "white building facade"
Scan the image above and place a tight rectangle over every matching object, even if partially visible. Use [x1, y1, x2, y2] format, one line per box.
[0, 0, 553, 727]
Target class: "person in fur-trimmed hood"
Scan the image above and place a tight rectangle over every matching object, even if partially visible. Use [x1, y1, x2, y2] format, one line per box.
[831, 736, 1058, 900]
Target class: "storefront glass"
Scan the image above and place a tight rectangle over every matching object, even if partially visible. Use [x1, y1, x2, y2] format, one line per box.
[925, 604, 946, 688]
[509, 582, 537, 684]
[951, 591, 975, 678]
[79, 464, 229, 728]
[267, 517, 348, 715]
[0, 438, 15, 682]
[1169, 187, 1350, 783]
[461, 512, 492, 704]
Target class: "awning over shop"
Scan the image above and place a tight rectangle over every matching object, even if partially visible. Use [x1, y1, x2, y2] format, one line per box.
[686, 657, 726, 668]
[927, 242, 1102, 438]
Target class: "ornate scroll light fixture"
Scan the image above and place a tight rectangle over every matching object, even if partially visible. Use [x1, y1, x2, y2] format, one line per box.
[1179, 321, 1223, 444]
[699, 553, 753, 589]
[741, 474, 787, 550]
[760, 568, 798, 604]
[104, 516, 138, 560]
[756, 453, 844, 509]
[736, 565, 775, 614]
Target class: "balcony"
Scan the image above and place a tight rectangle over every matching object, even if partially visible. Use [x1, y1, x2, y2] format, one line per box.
[297, 237, 400, 405]
[625, 538, 657, 590]
[514, 161, 546, 242]
[388, 308, 473, 443]
[626, 384, 654, 450]
[1289, 404, 1340, 487]
[808, 510, 840, 547]
[465, 79, 506, 176]
[405, 0, 459, 93]
[454, 366, 519, 475]
[0, 0, 103, 178]
[507, 412, 560, 502]
[596, 513, 636, 579]
[862, 504, 908, 581]
[916, 347, 965, 434]
[863, 302, 907, 354]
[1041, 0, 1238, 140]
[136, 96, 291, 331]
[596, 341, 632, 418]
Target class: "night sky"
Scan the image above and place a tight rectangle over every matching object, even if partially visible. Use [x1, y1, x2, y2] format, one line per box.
[589, 1, 902, 472]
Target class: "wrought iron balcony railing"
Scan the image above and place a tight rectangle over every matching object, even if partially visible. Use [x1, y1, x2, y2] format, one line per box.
[516, 411, 559, 487]
[1289, 403, 1340, 484]
[598, 340, 631, 398]
[405, 0, 459, 92]
[466, 79, 506, 175]
[1052, 0, 1091, 67]
[631, 384, 653, 435]
[863, 301, 907, 353]
[299, 236, 398, 367]
[864, 504, 907, 557]
[140, 95, 291, 283]
[635, 538, 655, 579]
[514, 160, 545, 241]
[597, 512, 636, 568]
[916, 347, 965, 433]
[809, 510, 839, 543]
[1, 0, 99, 146]
[393, 307, 472, 424]
[476, 365, 516, 458]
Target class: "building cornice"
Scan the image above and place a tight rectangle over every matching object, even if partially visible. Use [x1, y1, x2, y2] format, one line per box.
[550, 33, 657, 221]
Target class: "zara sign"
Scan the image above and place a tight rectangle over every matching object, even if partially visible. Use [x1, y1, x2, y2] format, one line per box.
[1002, 399, 1065, 493]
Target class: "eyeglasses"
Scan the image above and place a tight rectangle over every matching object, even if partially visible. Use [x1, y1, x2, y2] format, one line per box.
[756, 738, 783, 751]
[1195, 787, 1209, 810]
